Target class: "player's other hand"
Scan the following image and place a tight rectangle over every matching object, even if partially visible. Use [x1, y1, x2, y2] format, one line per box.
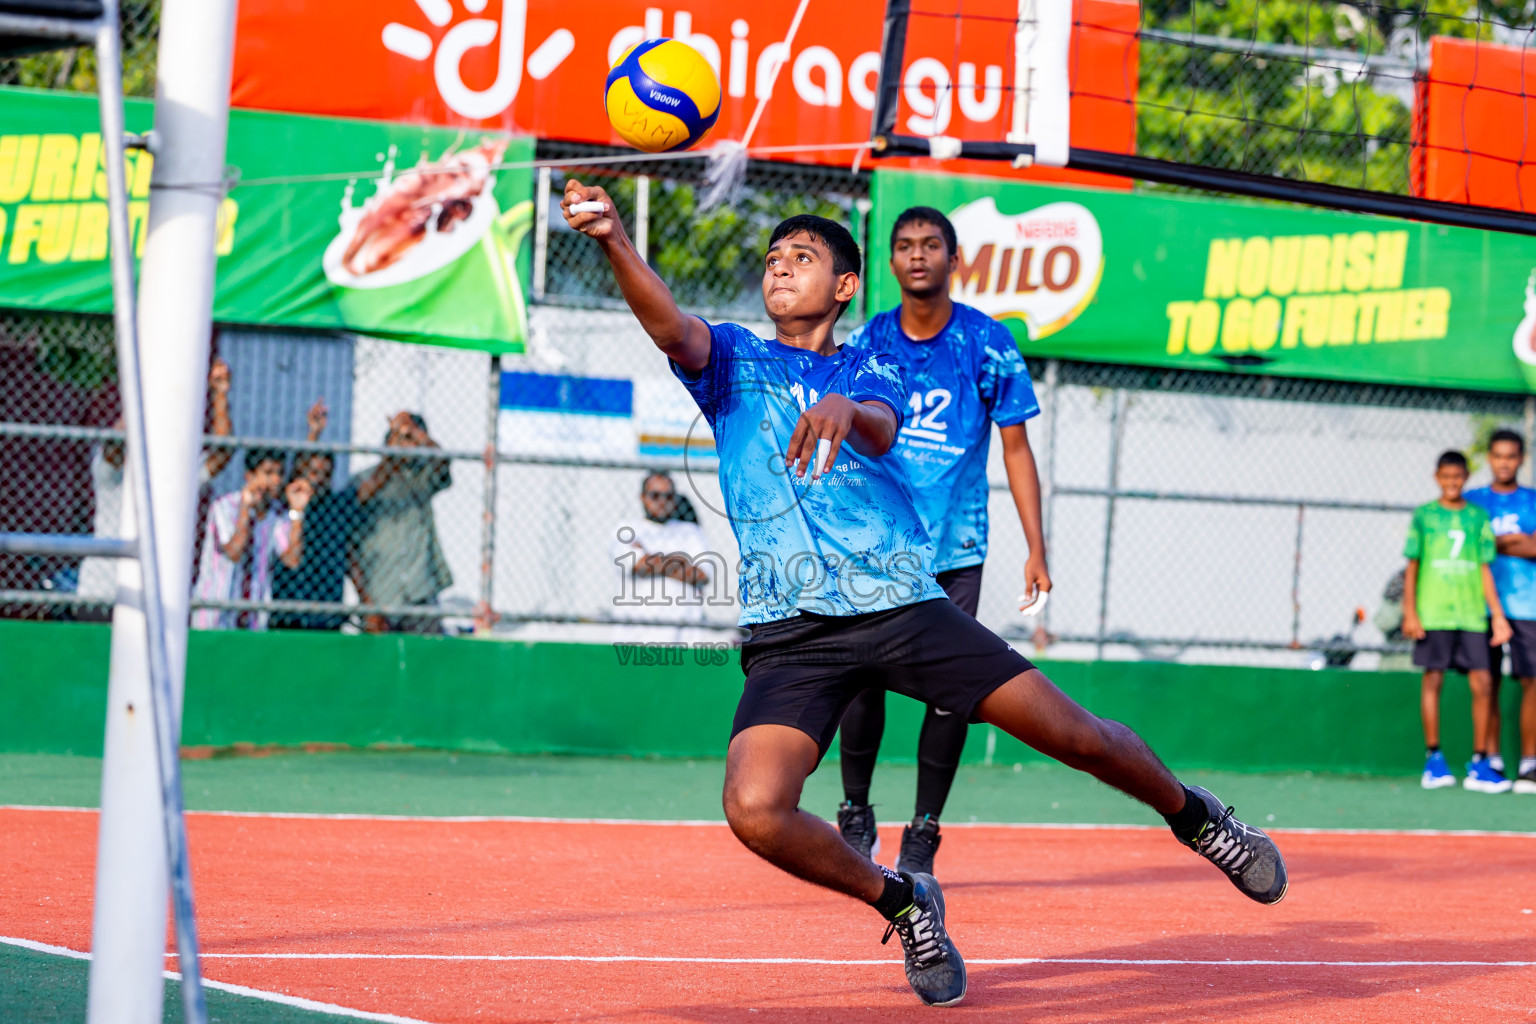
[562, 180, 621, 242]
[1491, 614, 1513, 647]
[1402, 610, 1426, 640]
[1023, 552, 1052, 599]
[787, 393, 859, 479]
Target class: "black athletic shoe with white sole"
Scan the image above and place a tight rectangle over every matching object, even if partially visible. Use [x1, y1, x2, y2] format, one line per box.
[838, 801, 880, 860]
[882, 872, 966, 1006]
[1177, 786, 1287, 905]
[895, 814, 942, 876]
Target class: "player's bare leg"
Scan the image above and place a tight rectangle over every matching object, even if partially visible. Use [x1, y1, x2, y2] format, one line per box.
[1421, 669, 1445, 748]
[1469, 669, 1496, 754]
[723, 725, 886, 902]
[723, 724, 967, 1006]
[975, 668, 1287, 904]
[974, 669, 1185, 812]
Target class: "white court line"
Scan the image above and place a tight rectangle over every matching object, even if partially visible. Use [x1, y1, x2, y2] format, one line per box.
[0, 936, 437, 1024]
[177, 951, 1536, 968]
[5, 804, 1534, 838]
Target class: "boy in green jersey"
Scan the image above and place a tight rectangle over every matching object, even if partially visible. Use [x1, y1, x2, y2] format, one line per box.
[1403, 450, 1513, 793]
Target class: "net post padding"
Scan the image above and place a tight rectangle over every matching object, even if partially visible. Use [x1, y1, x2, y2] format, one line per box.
[1006, 0, 1071, 167]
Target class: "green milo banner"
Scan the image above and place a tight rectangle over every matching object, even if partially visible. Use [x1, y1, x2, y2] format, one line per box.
[0, 86, 532, 353]
[871, 169, 1536, 394]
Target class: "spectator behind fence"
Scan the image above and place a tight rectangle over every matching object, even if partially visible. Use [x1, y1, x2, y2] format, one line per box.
[352, 410, 452, 633]
[609, 471, 719, 644]
[191, 447, 311, 631]
[1465, 428, 1536, 795]
[271, 399, 362, 631]
[1404, 449, 1512, 793]
[78, 357, 234, 605]
[1372, 568, 1413, 672]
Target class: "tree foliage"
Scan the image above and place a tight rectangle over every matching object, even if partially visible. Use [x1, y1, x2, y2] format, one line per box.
[0, 0, 159, 97]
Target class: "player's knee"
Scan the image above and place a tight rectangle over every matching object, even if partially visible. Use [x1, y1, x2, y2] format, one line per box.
[722, 782, 792, 850]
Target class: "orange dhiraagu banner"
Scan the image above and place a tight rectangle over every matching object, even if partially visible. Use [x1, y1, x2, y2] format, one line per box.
[230, 0, 1136, 185]
[1418, 36, 1536, 213]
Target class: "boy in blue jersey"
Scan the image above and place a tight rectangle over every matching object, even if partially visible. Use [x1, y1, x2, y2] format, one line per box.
[562, 181, 1286, 1008]
[1466, 429, 1536, 794]
[835, 207, 1050, 876]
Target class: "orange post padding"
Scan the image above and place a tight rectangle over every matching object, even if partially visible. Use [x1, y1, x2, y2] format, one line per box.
[1417, 35, 1536, 212]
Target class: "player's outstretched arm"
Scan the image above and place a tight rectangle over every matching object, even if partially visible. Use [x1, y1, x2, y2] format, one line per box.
[562, 179, 711, 372]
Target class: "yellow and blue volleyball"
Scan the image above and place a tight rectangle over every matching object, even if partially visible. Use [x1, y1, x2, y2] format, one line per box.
[605, 38, 721, 153]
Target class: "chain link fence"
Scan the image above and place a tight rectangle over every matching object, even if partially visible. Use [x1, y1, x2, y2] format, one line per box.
[0, 0, 159, 96]
[3, 138, 1531, 664]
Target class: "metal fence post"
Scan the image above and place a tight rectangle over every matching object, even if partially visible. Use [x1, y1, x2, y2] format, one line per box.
[1525, 396, 1535, 486]
[1040, 359, 1059, 637]
[478, 355, 501, 634]
[1096, 388, 1124, 659]
[532, 166, 551, 302]
[1290, 503, 1306, 648]
[635, 173, 650, 264]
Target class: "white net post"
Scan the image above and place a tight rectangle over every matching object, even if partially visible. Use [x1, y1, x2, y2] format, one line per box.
[87, 1, 237, 1021]
[1006, 0, 1072, 167]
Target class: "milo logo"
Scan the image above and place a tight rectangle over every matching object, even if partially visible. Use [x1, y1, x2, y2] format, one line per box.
[947, 197, 1104, 340]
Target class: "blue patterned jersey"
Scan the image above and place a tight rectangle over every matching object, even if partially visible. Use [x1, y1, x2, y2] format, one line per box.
[1466, 485, 1536, 620]
[845, 303, 1040, 571]
[671, 319, 946, 625]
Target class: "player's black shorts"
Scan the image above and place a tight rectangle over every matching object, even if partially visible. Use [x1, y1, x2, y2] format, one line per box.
[1495, 618, 1536, 678]
[733, 597, 1035, 758]
[1413, 629, 1492, 673]
[935, 563, 983, 617]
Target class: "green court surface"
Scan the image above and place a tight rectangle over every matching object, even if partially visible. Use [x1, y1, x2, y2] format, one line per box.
[3, 749, 1534, 832]
[0, 942, 345, 1023]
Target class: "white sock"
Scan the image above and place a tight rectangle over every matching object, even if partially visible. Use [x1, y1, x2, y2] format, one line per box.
[1521, 757, 1536, 777]
[1490, 753, 1506, 772]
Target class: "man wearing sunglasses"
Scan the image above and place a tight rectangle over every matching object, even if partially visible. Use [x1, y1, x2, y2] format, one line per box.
[610, 471, 722, 643]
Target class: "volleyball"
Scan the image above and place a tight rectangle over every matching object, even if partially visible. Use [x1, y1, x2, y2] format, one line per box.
[605, 38, 721, 153]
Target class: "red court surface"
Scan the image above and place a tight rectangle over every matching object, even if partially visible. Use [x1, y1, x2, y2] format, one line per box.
[3, 807, 1534, 1022]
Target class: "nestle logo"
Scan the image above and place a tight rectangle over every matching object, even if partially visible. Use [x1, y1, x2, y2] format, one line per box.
[648, 90, 681, 107]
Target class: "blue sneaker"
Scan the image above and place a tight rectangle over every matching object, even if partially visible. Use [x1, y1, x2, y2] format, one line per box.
[1421, 751, 1456, 789]
[1464, 757, 1513, 794]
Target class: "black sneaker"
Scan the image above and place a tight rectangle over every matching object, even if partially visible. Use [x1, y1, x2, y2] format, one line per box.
[895, 814, 942, 876]
[837, 801, 880, 860]
[881, 872, 966, 1006]
[1176, 786, 1287, 905]
[1515, 769, 1536, 795]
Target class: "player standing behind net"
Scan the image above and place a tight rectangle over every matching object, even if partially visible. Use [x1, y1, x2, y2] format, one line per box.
[1403, 450, 1513, 793]
[562, 181, 1286, 1008]
[834, 206, 1050, 877]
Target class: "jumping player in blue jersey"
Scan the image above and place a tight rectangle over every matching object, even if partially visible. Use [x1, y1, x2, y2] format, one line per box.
[562, 180, 1286, 1008]
[835, 206, 1050, 876]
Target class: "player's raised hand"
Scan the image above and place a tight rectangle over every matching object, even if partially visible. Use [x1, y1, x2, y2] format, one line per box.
[787, 394, 859, 480]
[562, 180, 621, 241]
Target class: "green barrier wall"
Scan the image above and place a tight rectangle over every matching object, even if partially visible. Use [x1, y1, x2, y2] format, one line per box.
[0, 619, 1502, 775]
